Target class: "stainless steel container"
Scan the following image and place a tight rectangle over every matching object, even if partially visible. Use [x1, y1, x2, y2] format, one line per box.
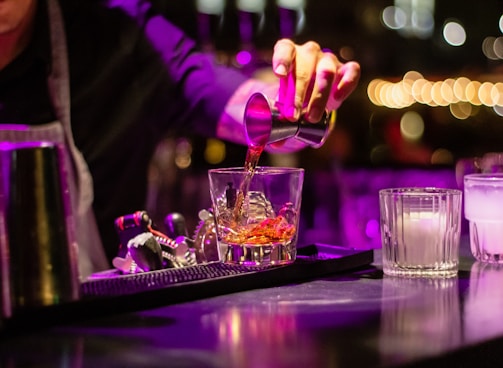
[0, 142, 79, 320]
[244, 92, 336, 149]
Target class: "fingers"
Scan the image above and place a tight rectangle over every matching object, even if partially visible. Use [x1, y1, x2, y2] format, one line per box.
[331, 61, 360, 107]
[306, 52, 337, 122]
[290, 41, 322, 120]
[273, 39, 298, 121]
[309, 58, 361, 114]
[272, 39, 295, 77]
[272, 39, 361, 123]
[273, 40, 322, 121]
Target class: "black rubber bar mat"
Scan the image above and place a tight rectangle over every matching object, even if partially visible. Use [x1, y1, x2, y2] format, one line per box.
[1, 244, 374, 333]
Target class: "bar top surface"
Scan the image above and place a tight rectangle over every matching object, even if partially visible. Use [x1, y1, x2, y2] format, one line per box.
[1, 237, 502, 368]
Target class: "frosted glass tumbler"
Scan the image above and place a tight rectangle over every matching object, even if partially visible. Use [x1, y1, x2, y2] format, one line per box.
[464, 173, 503, 263]
[379, 188, 462, 277]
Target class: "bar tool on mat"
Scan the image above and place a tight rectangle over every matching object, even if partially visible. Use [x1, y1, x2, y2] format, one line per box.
[164, 212, 197, 266]
[112, 211, 193, 273]
[192, 209, 219, 262]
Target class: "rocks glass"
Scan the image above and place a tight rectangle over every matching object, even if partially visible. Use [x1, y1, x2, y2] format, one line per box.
[464, 173, 503, 263]
[208, 167, 304, 266]
[379, 188, 462, 277]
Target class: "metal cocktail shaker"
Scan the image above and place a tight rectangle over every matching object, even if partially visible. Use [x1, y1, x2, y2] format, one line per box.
[0, 142, 79, 320]
[244, 92, 336, 148]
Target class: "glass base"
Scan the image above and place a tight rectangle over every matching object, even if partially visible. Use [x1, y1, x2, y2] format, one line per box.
[470, 221, 503, 263]
[471, 251, 503, 263]
[221, 241, 296, 266]
[383, 263, 458, 278]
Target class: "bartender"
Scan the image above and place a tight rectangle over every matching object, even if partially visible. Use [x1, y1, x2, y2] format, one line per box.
[0, 0, 360, 277]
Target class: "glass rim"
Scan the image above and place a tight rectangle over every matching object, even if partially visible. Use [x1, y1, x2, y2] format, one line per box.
[208, 166, 304, 175]
[464, 173, 503, 182]
[379, 187, 462, 196]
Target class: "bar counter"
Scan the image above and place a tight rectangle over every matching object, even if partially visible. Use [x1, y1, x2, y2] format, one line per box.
[2, 238, 503, 368]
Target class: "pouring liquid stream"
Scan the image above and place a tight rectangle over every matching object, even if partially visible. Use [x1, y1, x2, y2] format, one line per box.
[232, 144, 264, 224]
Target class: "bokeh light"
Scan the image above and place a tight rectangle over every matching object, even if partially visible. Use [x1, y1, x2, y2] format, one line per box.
[449, 102, 472, 120]
[276, 0, 305, 9]
[494, 37, 503, 58]
[453, 77, 470, 101]
[400, 111, 424, 141]
[236, 0, 266, 12]
[494, 105, 503, 117]
[339, 46, 355, 61]
[236, 50, 252, 65]
[204, 138, 226, 164]
[387, 0, 435, 39]
[478, 82, 495, 107]
[381, 6, 407, 30]
[196, 0, 225, 14]
[492, 83, 503, 106]
[174, 138, 192, 169]
[443, 21, 466, 46]
[367, 72, 503, 120]
[466, 81, 482, 106]
[431, 148, 454, 165]
[482, 37, 499, 60]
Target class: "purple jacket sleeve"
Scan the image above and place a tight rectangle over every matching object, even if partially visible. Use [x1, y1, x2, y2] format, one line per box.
[143, 15, 248, 136]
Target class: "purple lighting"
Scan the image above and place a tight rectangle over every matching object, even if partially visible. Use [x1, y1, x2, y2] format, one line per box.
[236, 50, 252, 66]
[337, 167, 460, 249]
[365, 219, 380, 240]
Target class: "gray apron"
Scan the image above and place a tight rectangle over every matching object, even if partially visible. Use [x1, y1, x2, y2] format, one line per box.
[0, 0, 109, 279]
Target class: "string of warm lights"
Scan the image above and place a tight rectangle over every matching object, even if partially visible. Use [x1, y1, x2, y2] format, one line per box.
[367, 71, 503, 119]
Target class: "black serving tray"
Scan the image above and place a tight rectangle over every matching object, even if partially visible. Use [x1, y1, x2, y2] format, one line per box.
[2, 244, 373, 333]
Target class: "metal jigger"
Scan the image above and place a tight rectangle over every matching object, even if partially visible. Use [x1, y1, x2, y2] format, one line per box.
[244, 92, 336, 148]
[0, 142, 80, 321]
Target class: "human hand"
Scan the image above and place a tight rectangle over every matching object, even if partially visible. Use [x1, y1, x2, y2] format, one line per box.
[272, 39, 360, 123]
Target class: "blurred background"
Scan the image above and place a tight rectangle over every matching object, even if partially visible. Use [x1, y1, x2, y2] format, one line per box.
[145, 0, 503, 248]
